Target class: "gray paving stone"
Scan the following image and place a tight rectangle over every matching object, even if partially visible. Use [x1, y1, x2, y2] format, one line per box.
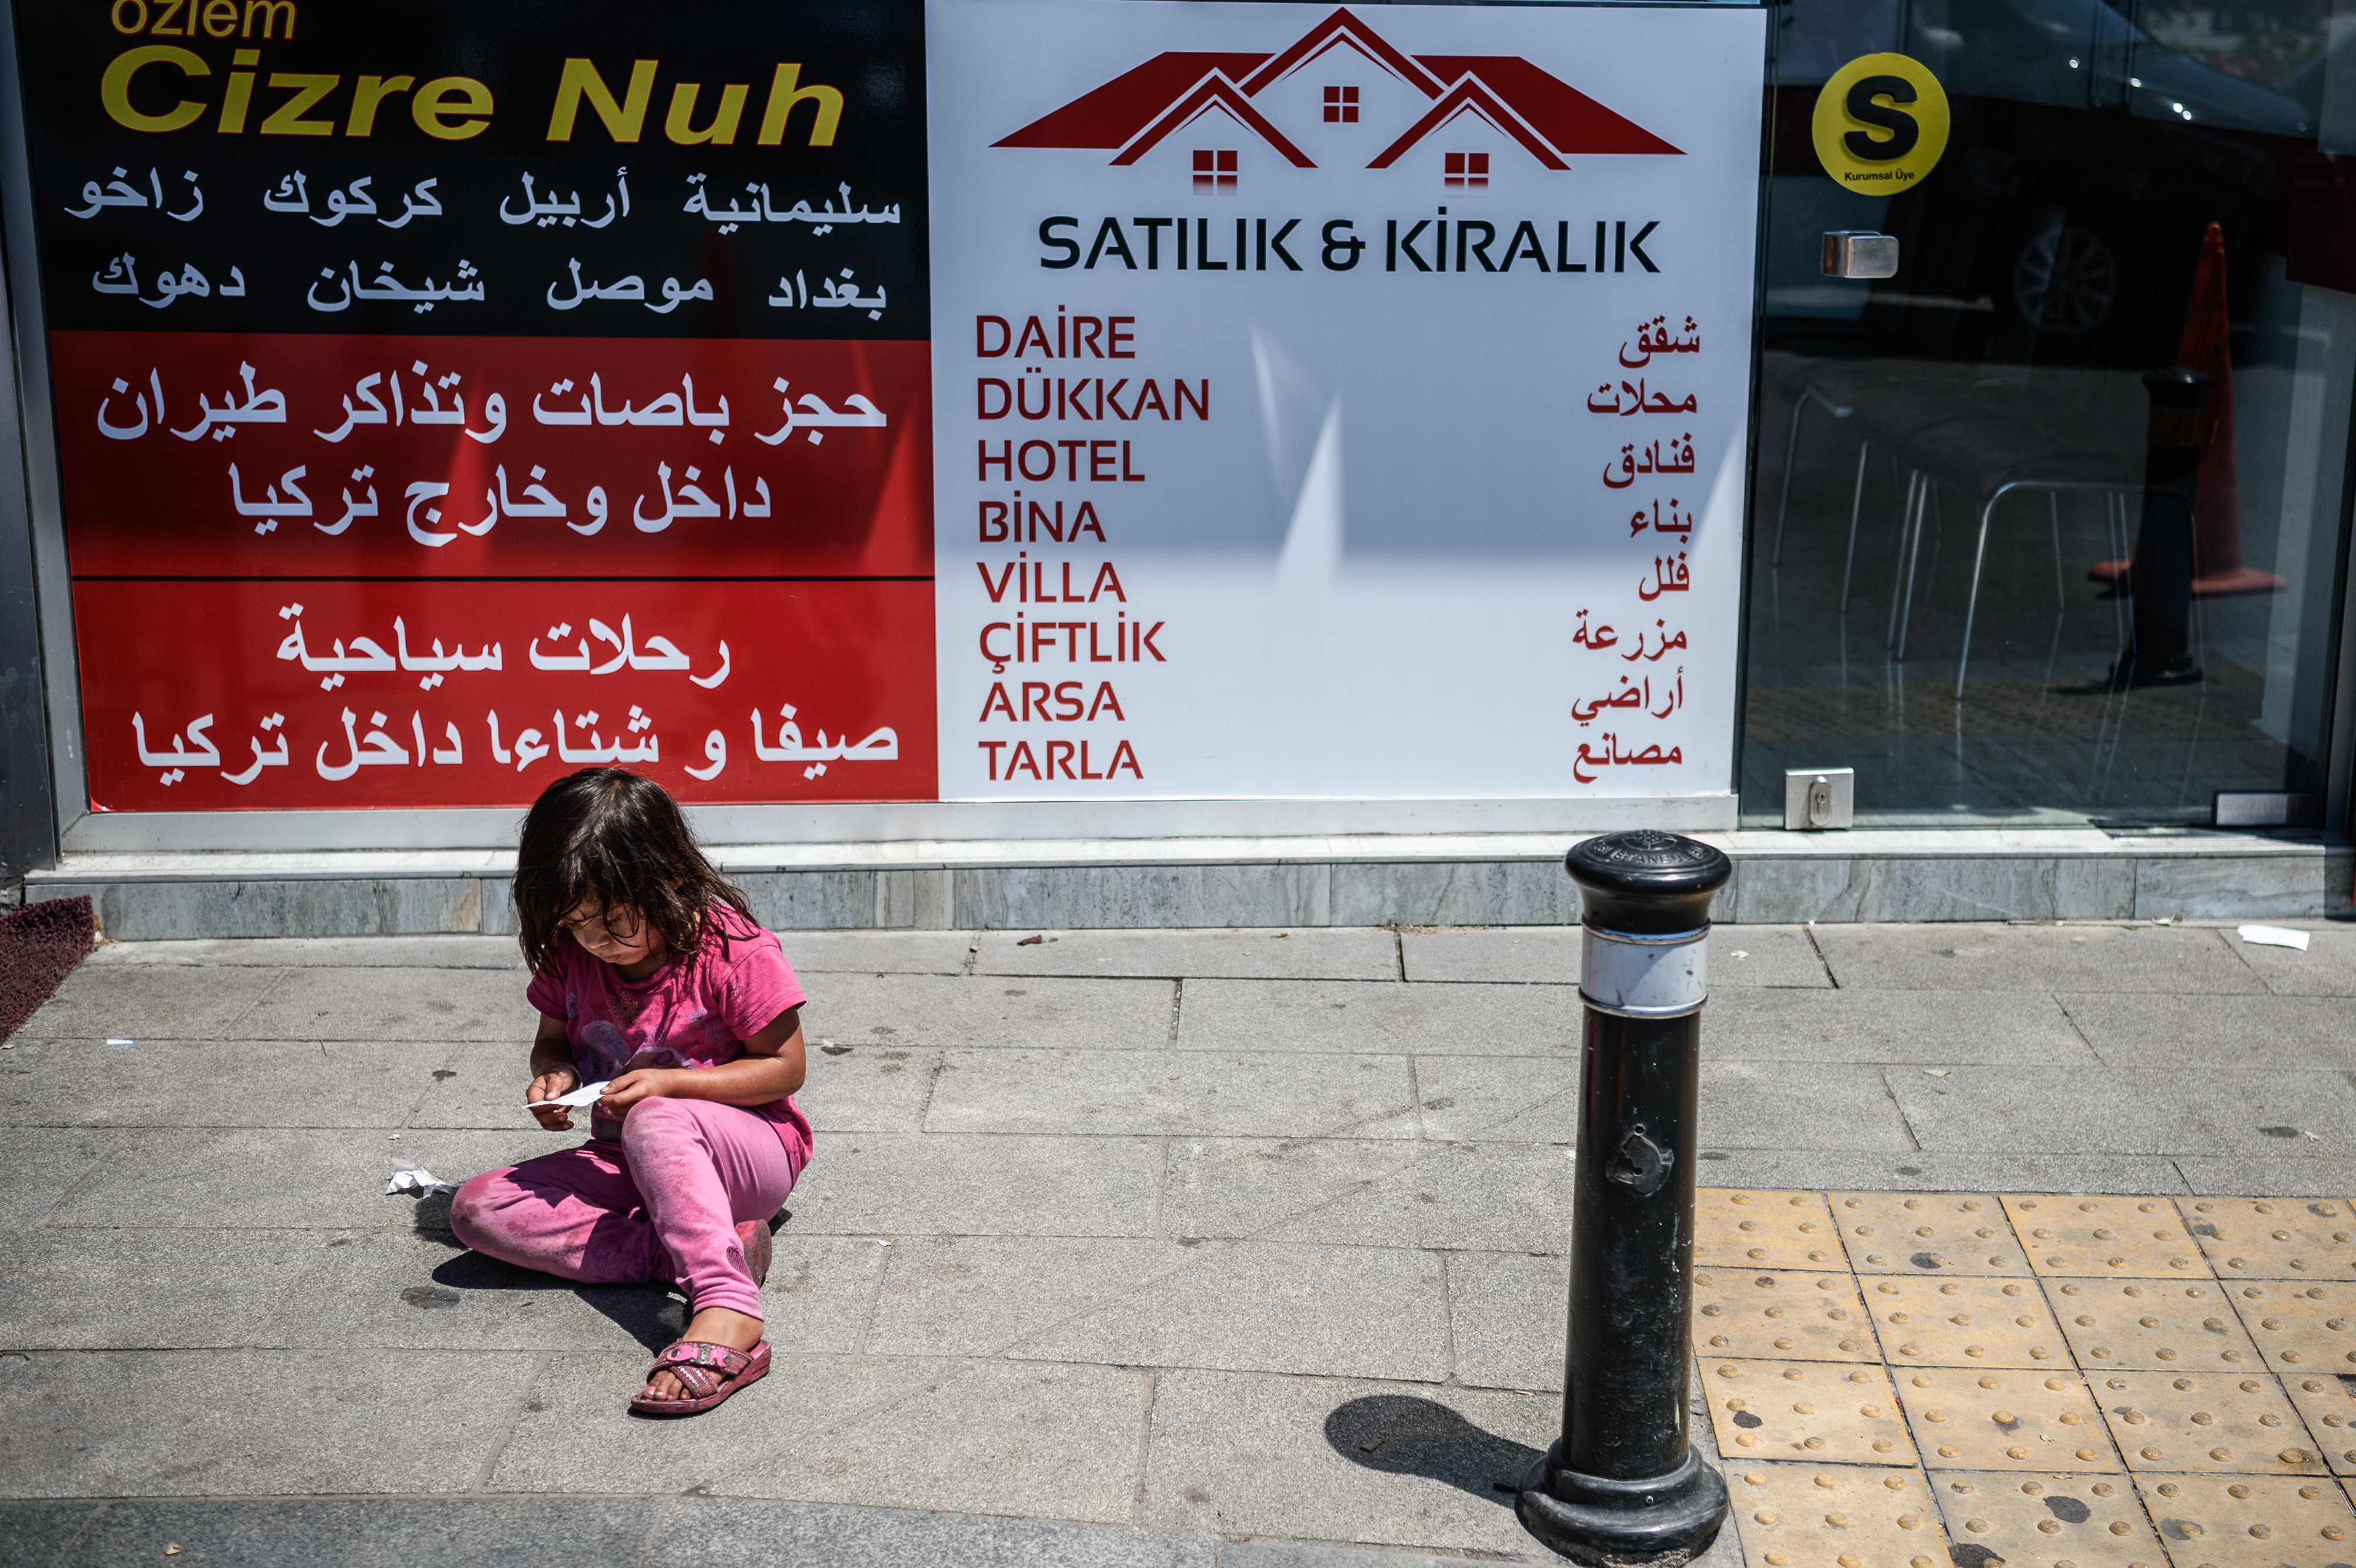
[785, 1133, 1163, 1238]
[1177, 980, 1580, 1057]
[1142, 1368, 1555, 1554]
[17, 965, 284, 1043]
[0, 1228, 320, 1349]
[652, 1498, 1213, 1568]
[807, 972, 1175, 1050]
[0, 1038, 454, 1129]
[1400, 927, 1580, 985]
[774, 929, 978, 975]
[1014, 1241, 1449, 1381]
[253, 1228, 669, 1353]
[43, 1127, 552, 1229]
[2228, 926, 2356, 996]
[89, 935, 525, 969]
[1446, 1251, 1569, 1393]
[252, 1228, 882, 1356]
[0, 1349, 535, 1496]
[30, 1497, 665, 1568]
[403, 1040, 565, 1130]
[0, 1502, 101, 1568]
[1704, 988, 2099, 1065]
[1400, 926, 1829, 989]
[1700, 1061, 1918, 1151]
[796, 1045, 939, 1134]
[489, 1352, 1150, 1523]
[1409, 1057, 1581, 1144]
[2171, 1156, 2356, 1197]
[1261, 1143, 1578, 1253]
[1689, 1149, 2188, 1193]
[925, 1050, 1417, 1140]
[0, 1129, 127, 1226]
[863, 1235, 1189, 1357]
[974, 927, 1399, 981]
[229, 967, 537, 1041]
[1160, 1137, 1425, 1240]
[2057, 991, 2356, 1067]
[1890, 1066, 2356, 1156]
[1811, 922, 2262, 993]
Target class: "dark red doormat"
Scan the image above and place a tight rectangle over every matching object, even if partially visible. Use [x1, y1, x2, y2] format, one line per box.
[0, 895, 95, 1043]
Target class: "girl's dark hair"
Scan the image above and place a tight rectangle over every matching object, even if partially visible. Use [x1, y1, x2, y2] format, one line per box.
[513, 769, 752, 976]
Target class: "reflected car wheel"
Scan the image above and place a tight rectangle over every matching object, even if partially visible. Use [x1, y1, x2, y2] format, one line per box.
[2013, 227, 2119, 335]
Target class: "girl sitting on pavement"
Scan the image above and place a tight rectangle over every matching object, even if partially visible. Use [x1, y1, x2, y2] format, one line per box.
[450, 767, 813, 1417]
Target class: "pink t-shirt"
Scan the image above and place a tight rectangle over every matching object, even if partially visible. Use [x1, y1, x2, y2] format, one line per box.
[525, 903, 813, 1160]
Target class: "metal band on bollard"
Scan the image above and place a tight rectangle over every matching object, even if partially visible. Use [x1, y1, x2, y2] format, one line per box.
[1518, 829, 1732, 1568]
[1581, 925, 1708, 1018]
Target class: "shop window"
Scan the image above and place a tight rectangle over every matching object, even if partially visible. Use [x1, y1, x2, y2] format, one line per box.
[1444, 151, 1489, 189]
[1192, 149, 1236, 190]
[1323, 85, 1359, 123]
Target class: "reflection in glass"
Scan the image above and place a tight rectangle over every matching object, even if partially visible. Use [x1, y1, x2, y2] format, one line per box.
[1742, 0, 2348, 826]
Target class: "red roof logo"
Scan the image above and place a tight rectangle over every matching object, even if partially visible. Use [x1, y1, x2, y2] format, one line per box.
[995, 7, 1680, 171]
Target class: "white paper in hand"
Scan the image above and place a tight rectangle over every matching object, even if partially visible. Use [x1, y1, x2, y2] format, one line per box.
[386, 1159, 458, 1197]
[2238, 924, 2311, 952]
[528, 1080, 611, 1110]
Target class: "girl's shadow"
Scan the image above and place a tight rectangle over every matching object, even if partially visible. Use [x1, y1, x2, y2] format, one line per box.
[426, 1249, 687, 1352]
[408, 1191, 702, 1354]
[1323, 1394, 1546, 1504]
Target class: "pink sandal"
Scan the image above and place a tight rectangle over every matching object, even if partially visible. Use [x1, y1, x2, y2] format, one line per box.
[630, 1339, 771, 1416]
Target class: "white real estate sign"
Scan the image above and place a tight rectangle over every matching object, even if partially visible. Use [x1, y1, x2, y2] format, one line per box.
[928, 0, 1766, 805]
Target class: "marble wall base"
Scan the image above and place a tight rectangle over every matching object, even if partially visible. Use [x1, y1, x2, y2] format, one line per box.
[28, 843, 2348, 937]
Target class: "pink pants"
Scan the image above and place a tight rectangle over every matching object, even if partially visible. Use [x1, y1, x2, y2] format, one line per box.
[449, 1097, 799, 1319]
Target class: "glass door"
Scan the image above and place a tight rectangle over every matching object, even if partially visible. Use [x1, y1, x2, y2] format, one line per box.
[1744, 0, 2355, 826]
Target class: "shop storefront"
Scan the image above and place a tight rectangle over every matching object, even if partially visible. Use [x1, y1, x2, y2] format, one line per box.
[1748, 0, 2356, 835]
[0, 0, 2346, 929]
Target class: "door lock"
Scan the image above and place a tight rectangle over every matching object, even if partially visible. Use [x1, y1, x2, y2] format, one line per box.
[1822, 232, 1898, 279]
[1783, 767, 1855, 830]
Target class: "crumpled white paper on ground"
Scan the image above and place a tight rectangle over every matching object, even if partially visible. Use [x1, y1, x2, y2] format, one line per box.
[2238, 924, 2311, 952]
[386, 1159, 458, 1197]
[527, 1080, 611, 1109]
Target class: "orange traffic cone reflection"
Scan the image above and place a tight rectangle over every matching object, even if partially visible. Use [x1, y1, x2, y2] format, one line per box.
[2091, 221, 2284, 596]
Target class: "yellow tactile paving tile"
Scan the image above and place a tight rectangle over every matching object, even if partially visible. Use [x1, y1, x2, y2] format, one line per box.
[2132, 1474, 2356, 1568]
[1699, 1190, 1847, 1271]
[2228, 1281, 2356, 1375]
[2180, 1198, 2356, 1282]
[2280, 1374, 2356, 1475]
[1863, 1276, 2067, 1369]
[1833, 1193, 2033, 1276]
[2092, 1371, 2324, 1475]
[2004, 1197, 2213, 1280]
[1727, 1463, 1953, 1568]
[1705, 1358, 1917, 1466]
[1931, 1473, 2165, 1568]
[1695, 1269, 1879, 1362]
[2047, 1278, 2264, 1372]
[1893, 1367, 2117, 1471]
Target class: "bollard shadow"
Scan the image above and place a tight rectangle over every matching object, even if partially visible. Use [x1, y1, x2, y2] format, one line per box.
[428, 1248, 687, 1353]
[1323, 1394, 1546, 1506]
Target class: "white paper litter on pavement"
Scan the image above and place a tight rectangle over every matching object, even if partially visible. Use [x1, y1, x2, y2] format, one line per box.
[386, 1159, 458, 1197]
[2238, 924, 2311, 952]
[527, 1079, 611, 1109]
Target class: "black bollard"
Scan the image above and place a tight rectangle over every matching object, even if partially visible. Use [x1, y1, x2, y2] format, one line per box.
[2116, 367, 2213, 689]
[1518, 829, 1732, 1567]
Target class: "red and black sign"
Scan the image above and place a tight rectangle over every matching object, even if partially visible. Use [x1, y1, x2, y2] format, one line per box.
[13, 0, 935, 809]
